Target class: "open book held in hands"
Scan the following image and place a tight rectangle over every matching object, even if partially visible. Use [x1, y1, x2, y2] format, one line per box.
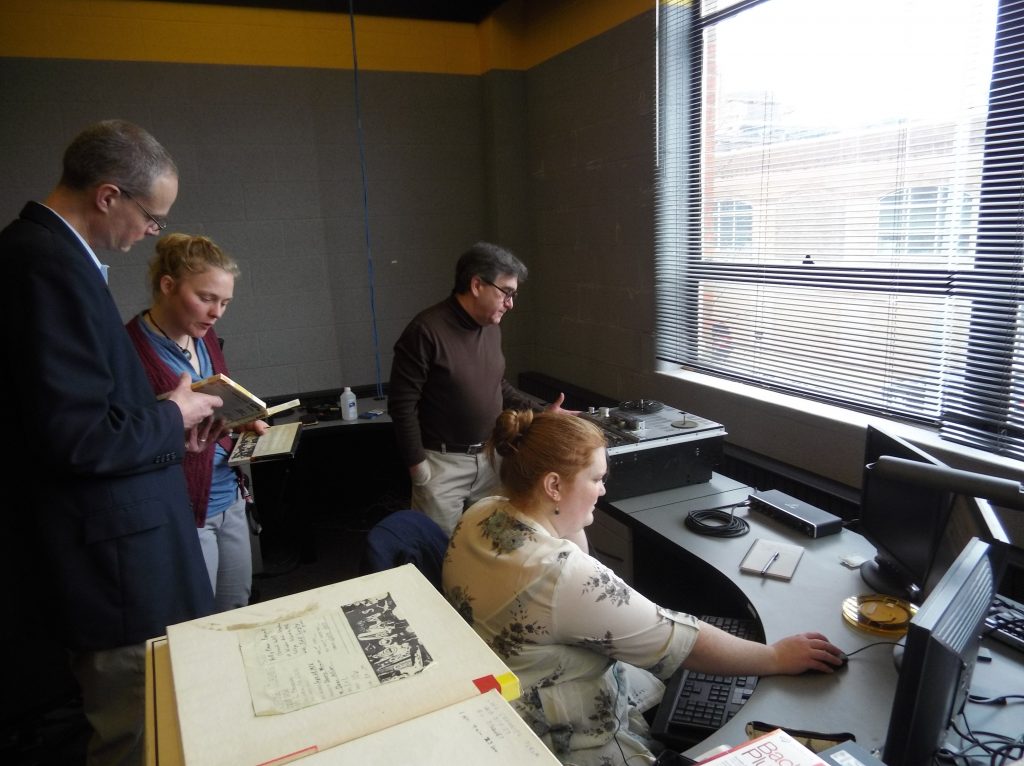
[188, 374, 299, 429]
[228, 422, 302, 465]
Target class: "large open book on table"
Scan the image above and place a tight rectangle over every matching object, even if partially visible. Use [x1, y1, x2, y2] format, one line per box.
[147, 643, 554, 766]
[185, 374, 299, 429]
[149, 564, 554, 766]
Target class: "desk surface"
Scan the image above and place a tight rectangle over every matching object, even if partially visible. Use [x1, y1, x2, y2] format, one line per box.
[274, 395, 392, 430]
[605, 474, 1024, 760]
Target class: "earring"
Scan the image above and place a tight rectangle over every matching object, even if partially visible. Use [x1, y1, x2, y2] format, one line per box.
[553, 505, 560, 515]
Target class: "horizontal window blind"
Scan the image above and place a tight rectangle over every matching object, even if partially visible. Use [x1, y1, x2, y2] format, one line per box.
[655, 0, 1024, 461]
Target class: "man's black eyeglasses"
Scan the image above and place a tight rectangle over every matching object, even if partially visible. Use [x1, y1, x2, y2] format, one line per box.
[482, 278, 518, 304]
[119, 188, 167, 231]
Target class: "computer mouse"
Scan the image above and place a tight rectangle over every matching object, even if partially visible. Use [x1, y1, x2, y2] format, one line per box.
[804, 652, 848, 675]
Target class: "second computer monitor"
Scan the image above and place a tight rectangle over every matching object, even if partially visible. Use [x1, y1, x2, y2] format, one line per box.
[858, 425, 1010, 603]
[859, 426, 954, 602]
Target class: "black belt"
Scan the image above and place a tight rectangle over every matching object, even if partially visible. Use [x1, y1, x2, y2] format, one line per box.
[425, 441, 485, 455]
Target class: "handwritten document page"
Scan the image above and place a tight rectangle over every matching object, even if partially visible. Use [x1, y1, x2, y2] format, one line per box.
[300, 690, 560, 765]
[240, 592, 433, 715]
[166, 565, 516, 766]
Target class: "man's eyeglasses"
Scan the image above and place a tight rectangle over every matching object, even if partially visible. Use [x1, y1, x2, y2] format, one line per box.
[119, 188, 167, 231]
[482, 278, 518, 304]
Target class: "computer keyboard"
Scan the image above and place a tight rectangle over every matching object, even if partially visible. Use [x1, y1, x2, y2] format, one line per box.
[986, 593, 1024, 654]
[651, 615, 762, 750]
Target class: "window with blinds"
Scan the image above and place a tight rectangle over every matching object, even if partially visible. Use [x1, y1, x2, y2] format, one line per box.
[655, 0, 1024, 461]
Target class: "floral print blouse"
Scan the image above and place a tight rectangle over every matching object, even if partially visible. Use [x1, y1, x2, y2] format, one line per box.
[443, 497, 701, 765]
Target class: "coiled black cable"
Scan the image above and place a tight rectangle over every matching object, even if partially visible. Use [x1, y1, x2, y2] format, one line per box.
[685, 501, 750, 537]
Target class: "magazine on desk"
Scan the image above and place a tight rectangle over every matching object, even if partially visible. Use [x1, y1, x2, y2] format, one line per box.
[159, 564, 551, 766]
[700, 728, 827, 765]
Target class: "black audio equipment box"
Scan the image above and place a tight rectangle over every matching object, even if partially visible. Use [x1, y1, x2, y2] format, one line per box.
[747, 489, 843, 538]
[580, 401, 726, 501]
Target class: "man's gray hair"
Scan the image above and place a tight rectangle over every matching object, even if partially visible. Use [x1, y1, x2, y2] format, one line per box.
[453, 241, 528, 294]
[59, 119, 178, 198]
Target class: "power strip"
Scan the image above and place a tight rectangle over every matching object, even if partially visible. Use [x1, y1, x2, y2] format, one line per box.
[748, 489, 843, 538]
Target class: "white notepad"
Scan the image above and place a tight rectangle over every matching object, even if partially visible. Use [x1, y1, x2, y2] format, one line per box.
[739, 538, 804, 581]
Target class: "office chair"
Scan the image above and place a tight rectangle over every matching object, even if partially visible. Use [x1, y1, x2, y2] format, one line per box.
[359, 510, 448, 592]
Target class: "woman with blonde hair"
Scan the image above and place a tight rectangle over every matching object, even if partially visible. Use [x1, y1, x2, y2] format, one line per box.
[443, 410, 844, 765]
[126, 233, 266, 612]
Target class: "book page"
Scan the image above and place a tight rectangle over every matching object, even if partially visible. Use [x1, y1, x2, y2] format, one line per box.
[252, 422, 300, 458]
[166, 565, 518, 766]
[229, 423, 302, 465]
[192, 374, 267, 427]
[299, 690, 560, 765]
[228, 431, 260, 465]
[240, 592, 432, 715]
[265, 398, 301, 418]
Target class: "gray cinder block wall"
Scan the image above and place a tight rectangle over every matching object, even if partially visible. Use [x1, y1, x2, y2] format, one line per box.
[0, 58, 534, 399]
[525, 13, 656, 400]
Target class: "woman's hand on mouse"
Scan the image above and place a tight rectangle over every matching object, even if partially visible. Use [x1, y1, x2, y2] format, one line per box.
[770, 632, 846, 674]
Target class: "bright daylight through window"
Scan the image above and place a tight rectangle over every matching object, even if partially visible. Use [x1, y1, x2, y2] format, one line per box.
[655, 0, 1024, 461]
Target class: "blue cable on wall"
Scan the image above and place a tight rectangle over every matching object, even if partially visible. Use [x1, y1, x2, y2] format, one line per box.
[347, 2, 384, 399]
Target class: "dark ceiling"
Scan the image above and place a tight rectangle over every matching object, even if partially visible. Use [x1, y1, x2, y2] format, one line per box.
[168, 1, 508, 23]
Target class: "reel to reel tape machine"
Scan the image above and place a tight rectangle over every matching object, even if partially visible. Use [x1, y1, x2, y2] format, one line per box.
[580, 400, 726, 501]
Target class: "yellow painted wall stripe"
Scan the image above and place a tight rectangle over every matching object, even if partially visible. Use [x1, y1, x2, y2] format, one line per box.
[0, 0, 652, 74]
[484, 0, 653, 71]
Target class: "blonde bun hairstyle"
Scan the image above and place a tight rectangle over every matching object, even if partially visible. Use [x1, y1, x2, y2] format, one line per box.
[148, 233, 240, 299]
[488, 409, 607, 501]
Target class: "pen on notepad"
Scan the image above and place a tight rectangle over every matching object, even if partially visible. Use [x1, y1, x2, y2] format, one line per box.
[760, 551, 780, 576]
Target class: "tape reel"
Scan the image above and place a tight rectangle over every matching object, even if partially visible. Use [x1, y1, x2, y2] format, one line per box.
[841, 594, 917, 636]
[620, 399, 664, 414]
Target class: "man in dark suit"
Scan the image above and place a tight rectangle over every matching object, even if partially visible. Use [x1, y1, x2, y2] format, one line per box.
[0, 120, 223, 766]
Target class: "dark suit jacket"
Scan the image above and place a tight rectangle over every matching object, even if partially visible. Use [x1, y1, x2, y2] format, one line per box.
[0, 201, 214, 650]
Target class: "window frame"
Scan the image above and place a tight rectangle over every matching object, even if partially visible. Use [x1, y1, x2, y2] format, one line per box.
[654, 0, 1024, 461]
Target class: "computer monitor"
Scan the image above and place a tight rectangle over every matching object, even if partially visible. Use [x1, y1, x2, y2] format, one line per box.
[926, 492, 1010, 597]
[859, 426, 955, 602]
[881, 537, 994, 766]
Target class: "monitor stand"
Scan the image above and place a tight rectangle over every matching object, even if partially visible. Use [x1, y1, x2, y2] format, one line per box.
[860, 556, 921, 604]
[891, 642, 904, 671]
